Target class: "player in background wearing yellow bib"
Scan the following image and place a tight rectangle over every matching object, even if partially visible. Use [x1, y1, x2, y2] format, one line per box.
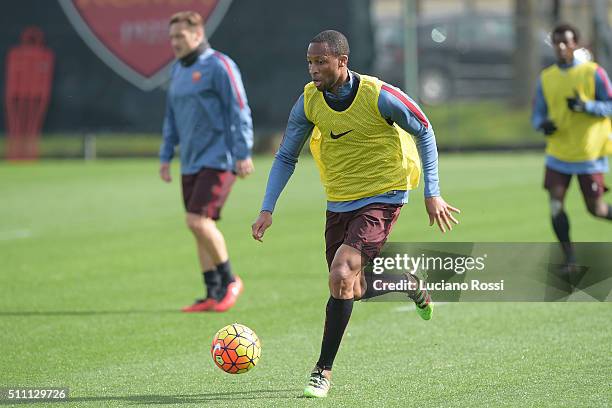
[532, 24, 612, 270]
[251, 30, 460, 398]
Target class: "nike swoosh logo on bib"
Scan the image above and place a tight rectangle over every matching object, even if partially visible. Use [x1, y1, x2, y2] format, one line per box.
[330, 129, 353, 139]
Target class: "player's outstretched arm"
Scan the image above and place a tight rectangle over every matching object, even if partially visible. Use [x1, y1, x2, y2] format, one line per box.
[252, 211, 273, 242]
[425, 196, 460, 233]
[377, 84, 460, 233]
[254, 94, 313, 243]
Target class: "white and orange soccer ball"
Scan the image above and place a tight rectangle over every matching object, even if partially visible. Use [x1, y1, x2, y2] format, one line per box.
[211, 323, 261, 374]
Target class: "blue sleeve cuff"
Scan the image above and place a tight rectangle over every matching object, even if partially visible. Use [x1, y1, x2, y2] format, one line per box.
[584, 100, 612, 117]
[424, 187, 441, 198]
[159, 147, 174, 163]
[585, 100, 595, 114]
[415, 128, 440, 198]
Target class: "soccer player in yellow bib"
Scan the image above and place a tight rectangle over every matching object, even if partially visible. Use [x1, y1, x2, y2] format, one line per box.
[532, 24, 612, 270]
[251, 30, 460, 398]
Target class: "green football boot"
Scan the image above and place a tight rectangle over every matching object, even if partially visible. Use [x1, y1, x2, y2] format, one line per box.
[416, 301, 433, 321]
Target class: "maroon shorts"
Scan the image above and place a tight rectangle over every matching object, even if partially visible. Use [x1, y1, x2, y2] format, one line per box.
[324, 203, 402, 270]
[181, 168, 236, 220]
[543, 167, 609, 199]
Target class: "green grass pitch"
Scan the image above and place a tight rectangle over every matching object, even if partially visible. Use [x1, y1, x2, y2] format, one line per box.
[0, 153, 610, 407]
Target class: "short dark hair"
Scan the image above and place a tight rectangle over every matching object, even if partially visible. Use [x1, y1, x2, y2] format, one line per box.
[552, 23, 580, 43]
[169, 11, 203, 29]
[310, 30, 350, 56]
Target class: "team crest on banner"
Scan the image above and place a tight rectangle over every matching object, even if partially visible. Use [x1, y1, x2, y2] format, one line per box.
[58, 0, 232, 90]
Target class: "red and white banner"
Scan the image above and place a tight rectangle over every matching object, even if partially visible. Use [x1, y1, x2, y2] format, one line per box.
[59, 0, 232, 90]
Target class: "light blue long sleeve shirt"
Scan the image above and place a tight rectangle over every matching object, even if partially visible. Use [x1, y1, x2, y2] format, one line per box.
[261, 71, 440, 213]
[160, 47, 253, 175]
[531, 60, 612, 174]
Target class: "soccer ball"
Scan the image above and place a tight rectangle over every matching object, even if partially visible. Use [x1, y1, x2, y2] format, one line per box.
[211, 323, 261, 374]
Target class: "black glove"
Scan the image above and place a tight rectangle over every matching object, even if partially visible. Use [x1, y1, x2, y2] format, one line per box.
[540, 119, 557, 136]
[567, 90, 586, 112]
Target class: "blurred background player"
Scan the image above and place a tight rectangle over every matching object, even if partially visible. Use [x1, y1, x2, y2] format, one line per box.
[159, 11, 254, 312]
[532, 23, 612, 270]
[251, 30, 459, 398]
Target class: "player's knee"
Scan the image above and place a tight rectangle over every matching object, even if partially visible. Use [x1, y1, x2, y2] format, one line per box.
[185, 214, 215, 237]
[329, 264, 355, 297]
[185, 214, 199, 231]
[549, 199, 564, 217]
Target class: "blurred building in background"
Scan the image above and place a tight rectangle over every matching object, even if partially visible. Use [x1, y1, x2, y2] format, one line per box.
[373, 0, 611, 105]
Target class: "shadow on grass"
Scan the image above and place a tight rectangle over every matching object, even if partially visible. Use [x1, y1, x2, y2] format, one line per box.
[0, 309, 181, 317]
[0, 388, 304, 405]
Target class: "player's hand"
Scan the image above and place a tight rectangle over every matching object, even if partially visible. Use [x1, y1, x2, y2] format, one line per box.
[425, 196, 460, 233]
[567, 90, 586, 113]
[235, 158, 254, 178]
[159, 162, 172, 183]
[252, 211, 272, 242]
[540, 119, 557, 136]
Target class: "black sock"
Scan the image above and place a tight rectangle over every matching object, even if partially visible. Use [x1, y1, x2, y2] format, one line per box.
[406, 274, 431, 309]
[551, 211, 576, 264]
[316, 296, 353, 371]
[202, 270, 222, 300]
[606, 204, 612, 220]
[216, 260, 235, 288]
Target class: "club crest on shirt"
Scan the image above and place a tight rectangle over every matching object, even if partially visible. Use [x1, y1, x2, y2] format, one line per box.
[192, 71, 202, 83]
[58, 0, 232, 91]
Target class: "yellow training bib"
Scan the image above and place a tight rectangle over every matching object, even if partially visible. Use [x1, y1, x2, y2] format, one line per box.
[541, 62, 611, 161]
[304, 74, 421, 201]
